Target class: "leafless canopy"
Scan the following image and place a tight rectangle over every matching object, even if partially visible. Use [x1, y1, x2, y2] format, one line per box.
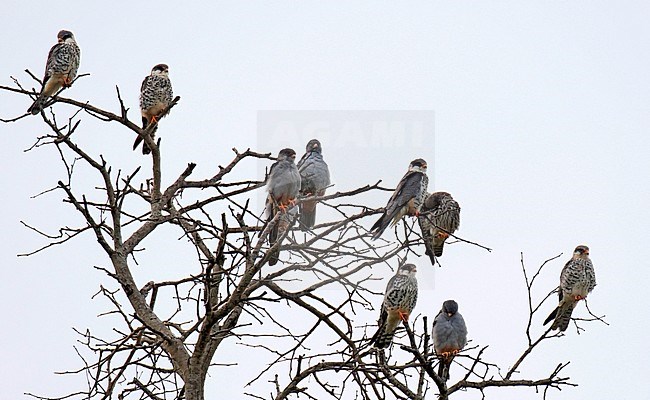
[2, 73, 606, 400]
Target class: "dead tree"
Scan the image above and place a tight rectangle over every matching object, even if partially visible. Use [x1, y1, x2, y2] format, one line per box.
[2, 73, 606, 400]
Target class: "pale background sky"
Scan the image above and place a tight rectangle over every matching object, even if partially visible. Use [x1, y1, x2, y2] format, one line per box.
[2, 1, 649, 399]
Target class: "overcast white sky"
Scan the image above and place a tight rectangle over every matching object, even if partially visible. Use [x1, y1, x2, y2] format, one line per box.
[2, 1, 649, 399]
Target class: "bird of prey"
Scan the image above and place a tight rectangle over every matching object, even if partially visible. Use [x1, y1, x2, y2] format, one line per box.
[133, 64, 174, 154]
[28, 30, 81, 115]
[544, 245, 597, 332]
[265, 148, 301, 266]
[297, 139, 331, 230]
[370, 159, 428, 240]
[432, 300, 468, 381]
[418, 192, 460, 264]
[372, 263, 418, 349]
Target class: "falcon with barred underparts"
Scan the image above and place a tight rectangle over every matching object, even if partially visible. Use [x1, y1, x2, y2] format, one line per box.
[28, 30, 80, 115]
[544, 245, 597, 332]
[371, 263, 418, 349]
[134, 64, 173, 154]
[418, 192, 460, 264]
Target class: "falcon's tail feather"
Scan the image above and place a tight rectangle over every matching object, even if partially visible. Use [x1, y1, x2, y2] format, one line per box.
[419, 217, 437, 266]
[424, 247, 437, 266]
[268, 248, 279, 266]
[267, 208, 279, 266]
[372, 326, 395, 349]
[370, 213, 390, 240]
[267, 204, 298, 266]
[142, 141, 152, 155]
[543, 307, 558, 326]
[299, 200, 317, 231]
[27, 97, 44, 115]
[433, 235, 446, 257]
[550, 301, 576, 332]
[134, 120, 158, 154]
[438, 359, 451, 381]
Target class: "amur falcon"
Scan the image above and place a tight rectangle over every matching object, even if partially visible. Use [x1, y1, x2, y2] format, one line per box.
[28, 30, 80, 115]
[544, 245, 597, 332]
[133, 64, 174, 154]
[297, 139, 331, 230]
[432, 299, 468, 381]
[265, 148, 301, 266]
[370, 159, 428, 240]
[372, 263, 418, 349]
[418, 192, 460, 264]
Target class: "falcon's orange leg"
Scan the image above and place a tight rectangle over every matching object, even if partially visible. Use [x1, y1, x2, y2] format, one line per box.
[436, 232, 449, 239]
[398, 310, 410, 322]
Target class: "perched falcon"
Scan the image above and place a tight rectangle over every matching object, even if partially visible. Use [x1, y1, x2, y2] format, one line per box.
[372, 263, 418, 349]
[265, 148, 301, 266]
[297, 139, 331, 230]
[418, 192, 461, 264]
[370, 159, 428, 240]
[432, 300, 468, 381]
[544, 245, 597, 332]
[28, 30, 81, 115]
[133, 64, 174, 154]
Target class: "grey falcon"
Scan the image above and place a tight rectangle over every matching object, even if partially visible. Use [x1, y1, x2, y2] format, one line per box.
[133, 64, 174, 154]
[370, 159, 428, 240]
[371, 263, 418, 349]
[418, 192, 460, 264]
[265, 148, 301, 266]
[28, 30, 81, 115]
[432, 299, 468, 381]
[297, 139, 331, 230]
[543, 245, 597, 332]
